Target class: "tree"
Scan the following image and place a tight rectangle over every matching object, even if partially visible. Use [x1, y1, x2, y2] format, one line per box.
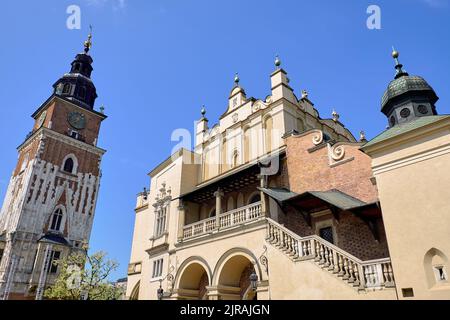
[44, 250, 124, 300]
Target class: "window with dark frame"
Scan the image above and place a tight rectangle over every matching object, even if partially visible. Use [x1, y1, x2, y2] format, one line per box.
[319, 226, 334, 244]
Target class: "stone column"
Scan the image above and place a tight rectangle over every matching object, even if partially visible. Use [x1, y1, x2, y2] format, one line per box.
[214, 188, 224, 229]
[258, 174, 270, 217]
[177, 202, 186, 241]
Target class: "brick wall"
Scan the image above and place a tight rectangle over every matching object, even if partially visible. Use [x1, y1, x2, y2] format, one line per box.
[40, 136, 101, 175]
[285, 132, 378, 203]
[279, 207, 389, 260]
[274, 132, 390, 260]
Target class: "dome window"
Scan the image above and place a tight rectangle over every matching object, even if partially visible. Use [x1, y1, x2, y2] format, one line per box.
[400, 108, 411, 118]
[63, 83, 71, 94]
[418, 105, 428, 115]
[389, 116, 396, 127]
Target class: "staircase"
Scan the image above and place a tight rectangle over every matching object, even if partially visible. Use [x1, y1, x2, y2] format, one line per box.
[266, 218, 395, 291]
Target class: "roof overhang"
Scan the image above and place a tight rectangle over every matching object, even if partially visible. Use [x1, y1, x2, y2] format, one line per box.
[179, 151, 285, 203]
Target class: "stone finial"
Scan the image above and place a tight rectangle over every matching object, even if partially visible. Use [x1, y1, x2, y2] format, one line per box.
[332, 109, 340, 122]
[234, 73, 240, 85]
[359, 130, 367, 142]
[301, 90, 308, 99]
[99, 105, 105, 114]
[275, 55, 281, 68]
[201, 105, 206, 118]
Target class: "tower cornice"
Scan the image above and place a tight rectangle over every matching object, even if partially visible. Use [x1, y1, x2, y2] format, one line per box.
[17, 127, 106, 156]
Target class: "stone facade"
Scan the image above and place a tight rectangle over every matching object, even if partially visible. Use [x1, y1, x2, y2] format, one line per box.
[126, 61, 398, 300]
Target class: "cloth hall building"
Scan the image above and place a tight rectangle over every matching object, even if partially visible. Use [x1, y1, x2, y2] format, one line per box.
[127, 52, 450, 300]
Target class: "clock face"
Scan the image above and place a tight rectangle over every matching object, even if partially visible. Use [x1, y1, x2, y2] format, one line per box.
[68, 111, 86, 130]
[37, 111, 47, 128]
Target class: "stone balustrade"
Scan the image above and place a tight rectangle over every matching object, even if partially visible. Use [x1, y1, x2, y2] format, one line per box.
[266, 218, 395, 290]
[182, 202, 263, 240]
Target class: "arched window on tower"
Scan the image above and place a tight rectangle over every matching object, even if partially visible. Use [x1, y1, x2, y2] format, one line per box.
[62, 154, 78, 175]
[50, 208, 64, 232]
[63, 158, 74, 173]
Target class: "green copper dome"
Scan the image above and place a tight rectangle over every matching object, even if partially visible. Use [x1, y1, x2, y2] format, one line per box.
[381, 75, 437, 111]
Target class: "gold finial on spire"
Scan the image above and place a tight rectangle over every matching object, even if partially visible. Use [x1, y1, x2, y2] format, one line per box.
[391, 46, 399, 59]
[391, 46, 408, 79]
[84, 25, 93, 53]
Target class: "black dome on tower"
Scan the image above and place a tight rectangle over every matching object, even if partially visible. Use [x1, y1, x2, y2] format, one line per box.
[52, 31, 98, 110]
[381, 49, 439, 128]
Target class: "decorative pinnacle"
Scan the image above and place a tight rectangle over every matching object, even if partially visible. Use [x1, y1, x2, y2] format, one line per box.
[201, 105, 206, 117]
[359, 130, 367, 142]
[332, 109, 340, 122]
[234, 73, 240, 85]
[391, 46, 408, 79]
[275, 55, 281, 68]
[84, 25, 93, 53]
[99, 105, 105, 114]
[301, 90, 308, 99]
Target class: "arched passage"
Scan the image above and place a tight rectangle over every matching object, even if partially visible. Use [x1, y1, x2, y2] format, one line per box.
[213, 249, 262, 300]
[129, 281, 140, 300]
[176, 259, 212, 300]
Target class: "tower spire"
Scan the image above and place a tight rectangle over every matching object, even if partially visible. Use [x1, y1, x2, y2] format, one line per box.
[391, 47, 408, 79]
[84, 25, 93, 54]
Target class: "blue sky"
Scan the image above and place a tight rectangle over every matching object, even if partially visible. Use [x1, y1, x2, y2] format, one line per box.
[0, 0, 449, 281]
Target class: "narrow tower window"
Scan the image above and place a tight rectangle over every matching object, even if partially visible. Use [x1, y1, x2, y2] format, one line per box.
[50, 208, 64, 232]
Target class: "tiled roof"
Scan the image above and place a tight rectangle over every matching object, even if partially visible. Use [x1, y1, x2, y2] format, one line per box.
[259, 187, 367, 210]
[362, 115, 450, 149]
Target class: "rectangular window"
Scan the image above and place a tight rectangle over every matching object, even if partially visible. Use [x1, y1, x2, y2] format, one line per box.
[402, 288, 414, 298]
[49, 251, 61, 274]
[152, 259, 163, 279]
[319, 226, 334, 244]
[155, 207, 167, 238]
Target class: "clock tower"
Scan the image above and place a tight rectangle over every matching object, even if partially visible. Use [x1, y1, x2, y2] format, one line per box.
[0, 32, 107, 300]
